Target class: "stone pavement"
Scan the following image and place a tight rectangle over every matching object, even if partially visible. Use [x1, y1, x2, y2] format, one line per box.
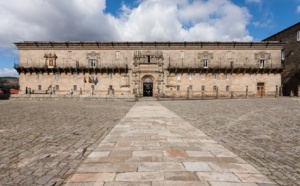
[64, 101, 276, 186]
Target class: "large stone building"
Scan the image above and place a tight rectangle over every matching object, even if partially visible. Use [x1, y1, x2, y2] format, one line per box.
[14, 41, 283, 98]
[264, 22, 300, 96]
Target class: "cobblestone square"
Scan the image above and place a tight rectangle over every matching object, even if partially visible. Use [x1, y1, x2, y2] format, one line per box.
[0, 100, 134, 186]
[161, 98, 300, 186]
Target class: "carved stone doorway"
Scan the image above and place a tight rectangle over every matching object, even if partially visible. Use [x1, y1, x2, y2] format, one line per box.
[143, 77, 153, 97]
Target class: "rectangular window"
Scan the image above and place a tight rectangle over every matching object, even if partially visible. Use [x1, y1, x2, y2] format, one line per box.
[55, 72, 59, 79]
[201, 85, 205, 91]
[90, 59, 96, 68]
[226, 73, 230, 80]
[146, 55, 151, 63]
[48, 59, 54, 68]
[281, 50, 285, 60]
[109, 73, 113, 80]
[203, 59, 208, 68]
[73, 85, 77, 91]
[38, 73, 42, 80]
[55, 85, 59, 91]
[180, 51, 184, 58]
[189, 85, 193, 91]
[227, 51, 232, 59]
[177, 86, 180, 91]
[68, 51, 72, 59]
[177, 73, 181, 80]
[213, 86, 218, 91]
[297, 30, 300, 41]
[91, 85, 94, 90]
[116, 51, 120, 58]
[201, 73, 205, 80]
[109, 85, 113, 90]
[38, 85, 42, 90]
[259, 60, 265, 68]
[213, 73, 217, 80]
[73, 72, 77, 79]
[226, 86, 230, 92]
[189, 73, 193, 80]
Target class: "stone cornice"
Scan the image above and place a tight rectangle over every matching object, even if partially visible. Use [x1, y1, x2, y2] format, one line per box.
[14, 41, 283, 50]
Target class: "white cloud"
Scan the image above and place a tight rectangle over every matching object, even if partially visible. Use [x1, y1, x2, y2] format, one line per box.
[297, 6, 300, 13]
[245, 0, 261, 3]
[0, 0, 253, 50]
[0, 68, 18, 77]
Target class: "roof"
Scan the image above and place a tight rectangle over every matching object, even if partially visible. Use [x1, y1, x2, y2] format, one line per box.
[263, 22, 300, 41]
[14, 41, 283, 49]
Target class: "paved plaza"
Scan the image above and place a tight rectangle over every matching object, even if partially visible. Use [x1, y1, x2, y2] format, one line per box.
[0, 98, 299, 185]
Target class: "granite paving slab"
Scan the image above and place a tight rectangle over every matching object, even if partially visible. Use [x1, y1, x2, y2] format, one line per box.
[64, 101, 276, 185]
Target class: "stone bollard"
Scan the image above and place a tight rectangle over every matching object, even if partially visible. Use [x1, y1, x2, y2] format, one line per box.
[230, 91, 234, 99]
[215, 89, 218, 99]
[187, 87, 190, 100]
[275, 85, 278, 98]
[201, 91, 204, 100]
[246, 86, 248, 98]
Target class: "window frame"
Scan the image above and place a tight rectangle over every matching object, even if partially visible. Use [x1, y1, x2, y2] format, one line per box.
[203, 59, 208, 68]
[55, 72, 59, 79]
[226, 85, 230, 92]
[201, 73, 205, 80]
[90, 58, 96, 68]
[213, 73, 217, 80]
[297, 30, 300, 41]
[177, 73, 181, 80]
[38, 85, 42, 90]
[73, 85, 77, 91]
[201, 85, 205, 91]
[55, 85, 59, 91]
[189, 73, 193, 80]
[259, 59, 265, 68]
[177, 86, 180, 91]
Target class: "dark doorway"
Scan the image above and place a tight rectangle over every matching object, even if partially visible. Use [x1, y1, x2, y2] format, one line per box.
[143, 83, 153, 97]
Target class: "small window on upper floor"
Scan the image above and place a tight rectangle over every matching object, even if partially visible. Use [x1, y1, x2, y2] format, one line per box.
[297, 30, 300, 41]
[116, 51, 120, 59]
[203, 59, 208, 68]
[90, 58, 96, 68]
[180, 51, 184, 59]
[38, 73, 42, 80]
[146, 55, 151, 63]
[55, 72, 59, 79]
[68, 51, 72, 59]
[177, 86, 180, 91]
[281, 50, 285, 60]
[259, 60, 265, 68]
[201, 73, 205, 80]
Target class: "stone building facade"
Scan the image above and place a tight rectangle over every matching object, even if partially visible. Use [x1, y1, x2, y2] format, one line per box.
[264, 22, 300, 96]
[14, 41, 283, 97]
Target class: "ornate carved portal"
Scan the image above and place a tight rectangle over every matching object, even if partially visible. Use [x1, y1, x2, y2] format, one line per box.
[133, 50, 164, 97]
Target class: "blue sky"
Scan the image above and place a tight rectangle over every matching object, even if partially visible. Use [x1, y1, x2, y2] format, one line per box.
[0, 0, 299, 77]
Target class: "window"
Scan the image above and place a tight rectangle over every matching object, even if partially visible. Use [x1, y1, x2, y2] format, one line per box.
[213, 73, 217, 80]
[177, 86, 180, 91]
[226, 86, 230, 92]
[213, 86, 218, 91]
[38, 73, 42, 80]
[91, 85, 94, 90]
[73, 72, 77, 79]
[177, 73, 181, 80]
[49, 59, 54, 68]
[109, 85, 113, 90]
[297, 30, 300, 41]
[189, 85, 193, 91]
[55, 85, 59, 91]
[189, 73, 193, 80]
[227, 51, 232, 59]
[109, 73, 113, 80]
[226, 73, 230, 80]
[180, 51, 184, 58]
[250, 74, 254, 78]
[259, 60, 265, 68]
[203, 59, 208, 68]
[55, 72, 59, 79]
[73, 85, 77, 91]
[68, 51, 72, 59]
[281, 50, 285, 60]
[90, 58, 96, 68]
[116, 51, 120, 58]
[201, 85, 205, 91]
[146, 55, 151, 63]
[38, 85, 42, 90]
[201, 73, 205, 80]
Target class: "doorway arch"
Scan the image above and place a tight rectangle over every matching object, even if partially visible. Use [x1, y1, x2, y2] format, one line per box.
[142, 76, 153, 97]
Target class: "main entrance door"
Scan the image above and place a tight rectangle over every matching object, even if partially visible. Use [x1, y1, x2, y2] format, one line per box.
[143, 78, 153, 97]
